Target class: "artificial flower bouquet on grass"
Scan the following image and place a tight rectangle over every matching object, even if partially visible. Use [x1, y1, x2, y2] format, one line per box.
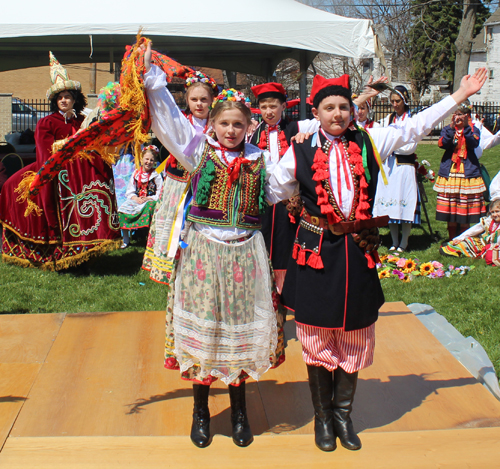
[377, 254, 475, 282]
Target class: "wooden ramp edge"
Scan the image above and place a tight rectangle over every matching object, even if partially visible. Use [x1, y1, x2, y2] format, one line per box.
[2, 428, 500, 468]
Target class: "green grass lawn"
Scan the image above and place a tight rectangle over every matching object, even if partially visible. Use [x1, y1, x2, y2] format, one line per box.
[1, 141, 500, 376]
[379, 140, 500, 377]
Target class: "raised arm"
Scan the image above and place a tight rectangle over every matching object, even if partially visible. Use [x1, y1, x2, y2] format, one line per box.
[143, 43, 201, 172]
[477, 123, 500, 151]
[368, 69, 488, 160]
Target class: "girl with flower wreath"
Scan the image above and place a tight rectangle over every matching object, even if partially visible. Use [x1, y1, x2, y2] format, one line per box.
[142, 44, 284, 449]
[440, 198, 500, 266]
[265, 70, 487, 452]
[118, 145, 163, 248]
[142, 70, 218, 283]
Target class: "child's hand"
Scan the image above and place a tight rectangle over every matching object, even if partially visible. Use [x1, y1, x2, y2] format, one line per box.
[453, 68, 487, 103]
[292, 132, 312, 144]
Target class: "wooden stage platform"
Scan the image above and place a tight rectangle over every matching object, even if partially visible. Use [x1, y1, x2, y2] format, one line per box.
[1, 302, 500, 468]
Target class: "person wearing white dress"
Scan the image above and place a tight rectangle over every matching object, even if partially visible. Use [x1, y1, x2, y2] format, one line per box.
[373, 85, 418, 252]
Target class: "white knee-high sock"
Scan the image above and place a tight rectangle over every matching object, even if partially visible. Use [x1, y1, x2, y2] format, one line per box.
[389, 224, 399, 247]
[399, 222, 412, 250]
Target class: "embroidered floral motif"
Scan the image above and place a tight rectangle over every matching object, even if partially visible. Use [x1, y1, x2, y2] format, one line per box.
[188, 143, 266, 229]
[58, 170, 119, 236]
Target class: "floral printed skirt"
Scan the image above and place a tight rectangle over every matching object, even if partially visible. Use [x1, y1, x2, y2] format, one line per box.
[142, 176, 189, 284]
[164, 229, 285, 386]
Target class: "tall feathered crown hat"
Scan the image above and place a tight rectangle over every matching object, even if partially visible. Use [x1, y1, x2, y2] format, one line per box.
[46, 51, 82, 100]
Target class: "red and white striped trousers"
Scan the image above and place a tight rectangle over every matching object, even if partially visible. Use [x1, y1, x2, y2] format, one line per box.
[296, 322, 376, 373]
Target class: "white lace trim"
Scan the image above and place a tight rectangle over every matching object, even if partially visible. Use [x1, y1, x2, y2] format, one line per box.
[171, 230, 278, 384]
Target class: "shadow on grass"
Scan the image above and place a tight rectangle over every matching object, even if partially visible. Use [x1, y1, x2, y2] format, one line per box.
[90, 248, 147, 276]
[0, 308, 30, 315]
[379, 228, 443, 253]
[53, 247, 148, 278]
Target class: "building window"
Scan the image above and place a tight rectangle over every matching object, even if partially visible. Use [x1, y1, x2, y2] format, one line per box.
[490, 69, 494, 79]
[363, 59, 373, 74]
[487, 27, 493, 41]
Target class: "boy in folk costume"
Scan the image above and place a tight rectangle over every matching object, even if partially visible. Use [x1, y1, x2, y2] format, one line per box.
[249, 83, 317, 292]
[266, 70, 487, 452]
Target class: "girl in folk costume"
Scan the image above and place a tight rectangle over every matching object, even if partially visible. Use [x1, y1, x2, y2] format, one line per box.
[373, 85, 419, 252]
[440, 198, 500, 266]
[354, 96, 380, 130]
[142, 70, 217, 284]
[249, 83, 317, 293]
[0, 52, 121, 270]
[434, 100, 486, 241]
[142, 44, 284, 448]
[266, 70, 487, 452]
[118, 145, 163, 248]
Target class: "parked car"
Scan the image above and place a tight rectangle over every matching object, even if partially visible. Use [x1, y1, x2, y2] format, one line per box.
[12, 98, 39, 132]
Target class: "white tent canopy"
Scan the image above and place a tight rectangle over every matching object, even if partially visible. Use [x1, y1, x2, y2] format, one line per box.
[0, 0, 376, 76]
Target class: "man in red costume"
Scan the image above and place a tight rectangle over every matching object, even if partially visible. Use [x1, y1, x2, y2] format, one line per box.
[0, 52, 121, 270]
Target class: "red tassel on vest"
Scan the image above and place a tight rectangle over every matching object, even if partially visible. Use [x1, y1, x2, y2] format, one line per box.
[307, 251, 324, 269]
[297, 248, 306, 265]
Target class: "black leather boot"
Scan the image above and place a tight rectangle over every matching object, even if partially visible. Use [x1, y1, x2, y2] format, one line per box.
[332, 367, 361, 450]
[306, 365, 336, 452]
[229, 381, 253, 447]
[190, 384, 212, 448]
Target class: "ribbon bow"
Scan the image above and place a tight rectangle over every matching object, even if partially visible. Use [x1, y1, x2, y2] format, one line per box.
[226, 157, 250, 187]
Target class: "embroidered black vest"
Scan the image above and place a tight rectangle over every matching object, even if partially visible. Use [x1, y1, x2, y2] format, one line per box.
[293, 128, 379, 219]
[187, 144, 267, 229]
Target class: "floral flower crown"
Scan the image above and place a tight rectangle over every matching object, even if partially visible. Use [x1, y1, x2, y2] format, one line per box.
[143, 144, 159, 155]
[185, 70, 218, 91]
[213, 88, 251, 106]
